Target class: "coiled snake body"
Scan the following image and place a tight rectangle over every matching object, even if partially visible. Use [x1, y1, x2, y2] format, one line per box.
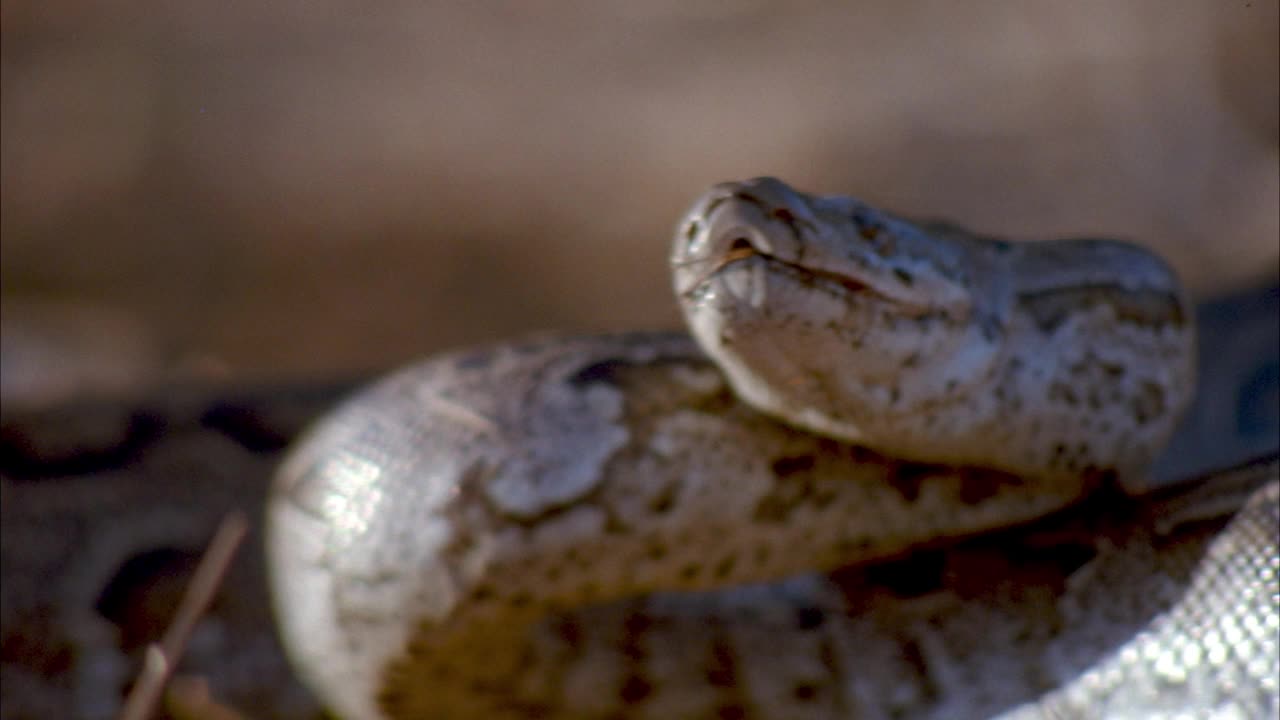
[266, 179, 1279, 718]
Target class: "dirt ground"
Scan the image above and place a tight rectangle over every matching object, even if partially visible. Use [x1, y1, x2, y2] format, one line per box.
[3, 2, 1277, 394]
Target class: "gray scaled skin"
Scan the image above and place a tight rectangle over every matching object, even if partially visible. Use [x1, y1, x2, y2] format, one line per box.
[267, 334, 1092, 719]
[266, 178, 1274, 719]
[672, 178, 1196, 490]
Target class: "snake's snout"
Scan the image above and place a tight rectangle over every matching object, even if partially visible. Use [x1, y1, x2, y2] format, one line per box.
[710, 178, 819, 234]
[675, 177, 813, 263]
[673, 193, 779, 301]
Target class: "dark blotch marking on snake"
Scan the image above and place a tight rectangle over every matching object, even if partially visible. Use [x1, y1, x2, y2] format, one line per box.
[568, 358, 632, 388]
[1020, 285, 1185, 333]
[1048, 382, 1079, 408]
[771, 454, 816, 478]
[648, 483, 678, 514]
[706, 632, 738, 689]
[795, 605, 826, 630]
[888, 461, 944, 502]
[554, 617, 583, 652]
[958, 468, 1020, 505]
[792, 682, 820, 702]
[898, 638, 942, 703]
[0, 410, 166, 481]
[94, 547, 201, 650]
[706, 627, 752, 720]
[617, 611, 654, 704]
[200, 403, 293, 453]
[863, 549, 947, 598]
[1130, 382, 1167, 426]
[568, 354, 695, 389]
[756, 455, 826, 522]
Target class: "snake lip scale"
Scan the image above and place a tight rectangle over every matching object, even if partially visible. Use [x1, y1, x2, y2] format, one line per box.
[266, 178, 1274, 719]
[684, 236, 906, 317]
[675, 184, 930, 314]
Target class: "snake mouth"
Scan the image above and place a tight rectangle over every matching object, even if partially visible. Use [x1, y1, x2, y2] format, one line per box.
[676, 179, 940, 316]
[677, 197, 859, 299]
[694, 235, 907, 312]
[719, 236, 759, 266]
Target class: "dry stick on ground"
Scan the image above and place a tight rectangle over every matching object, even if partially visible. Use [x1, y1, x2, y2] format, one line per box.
[117, 510, 250, 720]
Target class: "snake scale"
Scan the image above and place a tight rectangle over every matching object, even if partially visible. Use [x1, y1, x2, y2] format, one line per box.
[266, 178, 1279, 719]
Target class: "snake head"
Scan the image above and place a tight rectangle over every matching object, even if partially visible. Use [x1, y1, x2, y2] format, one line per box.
[673, 177, 970, 312]
[672, 177, 1003, 443]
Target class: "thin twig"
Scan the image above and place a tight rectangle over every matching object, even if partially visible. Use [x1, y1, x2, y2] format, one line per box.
[117, 510, 250, 720]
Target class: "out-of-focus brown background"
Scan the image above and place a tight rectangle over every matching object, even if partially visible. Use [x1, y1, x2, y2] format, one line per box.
[3, 1, 1278, 404]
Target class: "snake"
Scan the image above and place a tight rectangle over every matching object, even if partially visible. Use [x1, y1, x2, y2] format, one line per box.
[265, 177, 1279, 719]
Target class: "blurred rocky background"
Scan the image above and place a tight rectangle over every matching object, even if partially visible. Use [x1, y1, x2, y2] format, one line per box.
[3, 1, 1278, 409]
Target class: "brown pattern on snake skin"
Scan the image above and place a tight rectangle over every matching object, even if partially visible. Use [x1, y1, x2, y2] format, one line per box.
[1019, 285, 1187, 333]
[262, 178, 1272, 719]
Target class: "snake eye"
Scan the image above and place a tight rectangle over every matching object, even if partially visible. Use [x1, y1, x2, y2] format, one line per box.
[684, 220, 700, 242]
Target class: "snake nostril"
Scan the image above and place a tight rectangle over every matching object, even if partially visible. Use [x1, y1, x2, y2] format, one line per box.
[724, 237, 759, 262]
